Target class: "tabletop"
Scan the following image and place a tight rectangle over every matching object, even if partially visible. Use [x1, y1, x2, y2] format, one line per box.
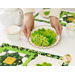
[0, 8, 75, 66]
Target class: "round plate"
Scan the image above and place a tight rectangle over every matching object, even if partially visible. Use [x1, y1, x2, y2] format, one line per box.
[27, 55, 61, 66]
[39, 9, 50, 18]
[29, 25, 61, 49]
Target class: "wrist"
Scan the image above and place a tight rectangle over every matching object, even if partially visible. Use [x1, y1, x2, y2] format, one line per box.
[25, 13, 33, 17]
[50, 16, 58, 21]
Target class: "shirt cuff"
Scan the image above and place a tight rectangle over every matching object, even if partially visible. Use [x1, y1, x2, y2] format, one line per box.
[49, 8, 62, 19]
[22, 8, 35, 14]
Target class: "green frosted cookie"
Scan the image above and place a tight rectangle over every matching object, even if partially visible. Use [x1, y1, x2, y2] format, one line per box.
[42, 62, 47, 66]
[46, 63, 52, 66]
[36, 62, 52, 66]
[36, 64, 42, 66]
[44, 11, 50, 16]
[31, 28, 57, 47]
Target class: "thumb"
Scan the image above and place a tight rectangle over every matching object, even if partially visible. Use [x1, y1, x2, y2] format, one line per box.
[27, 27, 31, 38]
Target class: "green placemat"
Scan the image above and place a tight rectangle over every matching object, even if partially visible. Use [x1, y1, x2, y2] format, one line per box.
[0, 43, 69, 66]
[34, 8, 74, 26]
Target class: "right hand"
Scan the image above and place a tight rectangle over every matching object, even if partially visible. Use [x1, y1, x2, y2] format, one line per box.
[50, 16, 63, 35]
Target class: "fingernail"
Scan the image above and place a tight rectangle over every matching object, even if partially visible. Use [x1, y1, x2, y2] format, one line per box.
[27, 36, 28, 39]
[57, 32, 60, 36]
[27, 34, 29, 38]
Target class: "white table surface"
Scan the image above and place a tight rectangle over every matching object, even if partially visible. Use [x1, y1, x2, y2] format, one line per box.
[0, 8, 75, 66]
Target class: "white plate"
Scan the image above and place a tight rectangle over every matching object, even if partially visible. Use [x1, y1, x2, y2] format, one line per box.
[29, 25, 61, 49]
[27, 55, 62, 66]
[39, 9, 50, 18]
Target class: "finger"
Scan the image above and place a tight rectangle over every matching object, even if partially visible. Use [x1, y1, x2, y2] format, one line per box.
[50, 23, 54, 28]
[59, 24, 63, 35]
[31, 26, 34, 31]
[55, 26, 60, 35]
[22, 26, 27, 38]
[27, 27, 31, 38]
[50, 18, 56, 28]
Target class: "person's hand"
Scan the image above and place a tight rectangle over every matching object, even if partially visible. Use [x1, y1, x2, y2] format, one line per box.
[50, 16, 63, 35]
[23, 13, 34, 38]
